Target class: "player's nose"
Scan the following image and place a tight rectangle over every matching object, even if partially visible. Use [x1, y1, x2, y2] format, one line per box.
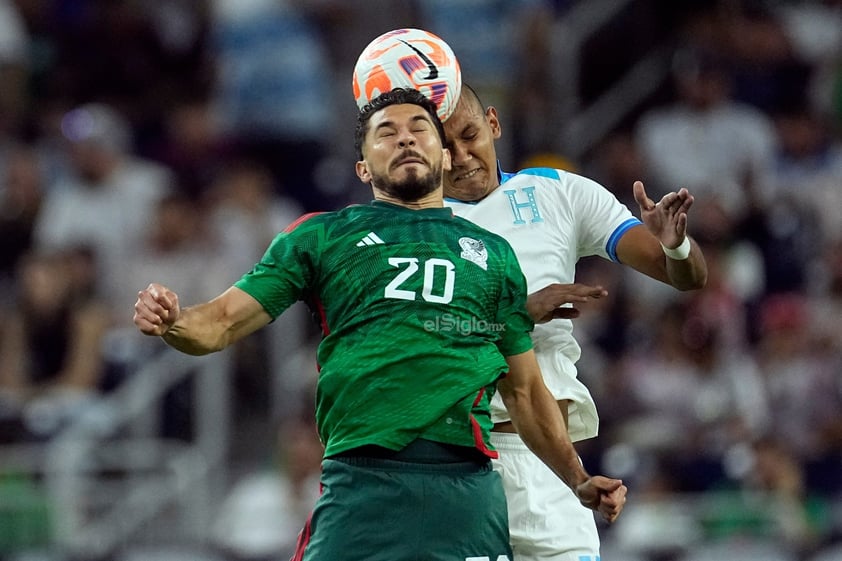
[396, 127, 417, 148]
[449, 141, 470, 164]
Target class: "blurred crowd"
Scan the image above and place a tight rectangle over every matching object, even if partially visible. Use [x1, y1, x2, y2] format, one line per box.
[0, 0, 841, 560]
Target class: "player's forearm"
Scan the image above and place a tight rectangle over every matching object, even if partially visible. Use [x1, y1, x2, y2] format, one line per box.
[156, 286, 274, 356]
[160, 301, 244, 356]
[499, 381, 589, 490]
[665, 237, 707, 290]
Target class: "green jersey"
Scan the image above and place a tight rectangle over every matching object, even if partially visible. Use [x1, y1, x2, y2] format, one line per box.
[234, 200, 533, 457]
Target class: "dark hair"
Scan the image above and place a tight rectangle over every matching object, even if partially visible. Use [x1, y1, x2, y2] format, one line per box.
[354, 88, 446, 160]
[460, 83, 484, 111]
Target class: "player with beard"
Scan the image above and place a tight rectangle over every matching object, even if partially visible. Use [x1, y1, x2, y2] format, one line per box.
[132, 88, 625, 561]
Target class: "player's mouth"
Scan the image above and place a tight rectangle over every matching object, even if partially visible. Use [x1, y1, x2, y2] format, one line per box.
[453, 168, 481, 182]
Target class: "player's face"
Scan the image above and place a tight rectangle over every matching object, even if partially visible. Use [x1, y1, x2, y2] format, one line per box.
[357, 103, 450, 202]
[442, 96, 502, 202]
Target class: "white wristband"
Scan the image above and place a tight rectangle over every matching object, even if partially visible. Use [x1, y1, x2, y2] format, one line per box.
[661, 237, 691, 260]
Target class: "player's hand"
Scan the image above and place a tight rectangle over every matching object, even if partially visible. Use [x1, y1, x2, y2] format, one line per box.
[633, 180, 693, 249]
[134, 283, 181, 336]
[575, 476, 627, 523]
[526, 283, 607, 324]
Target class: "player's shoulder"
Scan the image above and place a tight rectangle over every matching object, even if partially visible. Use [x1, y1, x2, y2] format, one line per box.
[283, 211, 331, 233]
[283, 203, 377, 233]
[502, 167, 607, 195]
[506, 166, 566, 182]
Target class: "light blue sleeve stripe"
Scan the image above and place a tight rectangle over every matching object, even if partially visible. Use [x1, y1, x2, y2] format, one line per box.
[515, 167, 561, 180]
[500, 167, 562, 185]
[606, 218, 642, 262]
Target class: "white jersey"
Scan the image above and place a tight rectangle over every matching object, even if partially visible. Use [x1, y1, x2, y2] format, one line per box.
[445, 167, 640, 442]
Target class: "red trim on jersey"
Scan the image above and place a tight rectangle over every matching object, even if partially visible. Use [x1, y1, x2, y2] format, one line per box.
[313, 297, 330, 336]
[312, 297, 329, 372]
[284, 212, 326, 233]
[470, 388, 499, 459]
[291, 468, 325, 560]
[291, 514, 313, 561]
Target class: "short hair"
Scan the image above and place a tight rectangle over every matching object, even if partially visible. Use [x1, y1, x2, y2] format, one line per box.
[459, 83, 485, 112]
[355, 88, 446, 161]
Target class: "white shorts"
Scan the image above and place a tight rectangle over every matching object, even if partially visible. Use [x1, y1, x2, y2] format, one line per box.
[491, 431, 600, 561]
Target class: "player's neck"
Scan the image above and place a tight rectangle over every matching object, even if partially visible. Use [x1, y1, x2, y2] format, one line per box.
[372, 188, 445, 209]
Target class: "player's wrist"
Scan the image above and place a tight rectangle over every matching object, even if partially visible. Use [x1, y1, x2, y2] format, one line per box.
[574, 478, 597, 508]
[661, 237, 691, 260]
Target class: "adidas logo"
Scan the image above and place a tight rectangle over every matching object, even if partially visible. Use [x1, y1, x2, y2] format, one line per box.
[356, 232, 385, 246]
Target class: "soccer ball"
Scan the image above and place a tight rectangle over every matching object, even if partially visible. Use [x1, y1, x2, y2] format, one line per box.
[352, 28, 462, 121]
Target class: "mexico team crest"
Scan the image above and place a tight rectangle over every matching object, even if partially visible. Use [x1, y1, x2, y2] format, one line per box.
[458, 237, 488, 270]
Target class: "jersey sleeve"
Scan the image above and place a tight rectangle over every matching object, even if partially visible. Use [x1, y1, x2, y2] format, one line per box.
[233, 214, 321, 319]
[567, 173, 640, 262]
[494, 244, 534, 357]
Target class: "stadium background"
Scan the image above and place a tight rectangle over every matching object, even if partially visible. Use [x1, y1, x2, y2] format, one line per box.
[0, 1, 841, 560]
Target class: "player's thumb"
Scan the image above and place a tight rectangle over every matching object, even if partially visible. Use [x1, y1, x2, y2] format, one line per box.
[632, 180, 653, 210]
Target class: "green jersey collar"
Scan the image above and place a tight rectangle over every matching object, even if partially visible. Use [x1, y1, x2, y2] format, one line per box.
[370, 200, 453, 218]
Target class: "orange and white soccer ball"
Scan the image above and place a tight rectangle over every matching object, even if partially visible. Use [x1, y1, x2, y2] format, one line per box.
[352, 28, 462, 121]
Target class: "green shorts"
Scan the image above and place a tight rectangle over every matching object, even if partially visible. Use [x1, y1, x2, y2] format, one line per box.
[293, 441, 513, 561]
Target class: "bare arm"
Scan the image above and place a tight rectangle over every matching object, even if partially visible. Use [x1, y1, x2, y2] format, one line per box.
[498, 350, 627, 522]
[616, 180, 707, 290]
[133, 284, 272, 355]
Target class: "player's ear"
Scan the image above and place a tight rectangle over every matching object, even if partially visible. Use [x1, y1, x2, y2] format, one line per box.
[486, 106, 502, 140]
[355, 160, 372, 184]
[442, 147, 452, 172]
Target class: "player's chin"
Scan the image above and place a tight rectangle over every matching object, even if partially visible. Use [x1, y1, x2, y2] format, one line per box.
[446, 175, 488, 201]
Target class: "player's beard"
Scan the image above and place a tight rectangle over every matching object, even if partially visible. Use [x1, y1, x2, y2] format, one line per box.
[372, 159, 442, 202]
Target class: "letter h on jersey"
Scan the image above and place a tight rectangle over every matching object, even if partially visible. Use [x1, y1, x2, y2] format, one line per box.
[503, 187, 544, 224]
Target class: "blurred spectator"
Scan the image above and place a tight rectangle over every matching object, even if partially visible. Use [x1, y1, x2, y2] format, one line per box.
[32, 102, 174, 320]
[211, 416, 322, 561]
[0, 143, 43, 297]
[773, 0, 842, 126]
[697, 1, 811, 113]
[18, 0, 213, 152]
[0, 0, 30, 136]
[118, 191, 230, 323]
[741, 437, 816, 550]
[209, 0, 334, 211]
[753, 293, 842, 464]
[584, 131, 666, 209]
[415, 0, 554, 165]
[207, 161, 303, 275]
[612, 300, 769, 492]
[147, 97, 233, 201]
[735, 105, 839, 296]
[0, 248, 109, 441]
[0, 0, 29, 136]
[206, 161, 312, 423]
[634, 44, 778, 222]
[114, 191, 230, 439]
[810, 238, 842, 353]
[760, 105, 842, 246]
[296, 0, 417, 147]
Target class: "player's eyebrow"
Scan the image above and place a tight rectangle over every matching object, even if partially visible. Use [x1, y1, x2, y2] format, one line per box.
[409, 114, 433, 126]
[373, 113, 432, 133]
